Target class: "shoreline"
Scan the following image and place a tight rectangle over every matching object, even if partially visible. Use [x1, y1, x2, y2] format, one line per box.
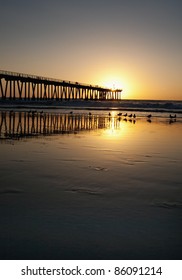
[0, 99, 182, 113]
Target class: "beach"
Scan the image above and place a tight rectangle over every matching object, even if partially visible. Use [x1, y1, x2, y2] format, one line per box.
[0, 103, 182, 259]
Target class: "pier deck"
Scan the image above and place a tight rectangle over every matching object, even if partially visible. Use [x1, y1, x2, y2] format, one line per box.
[0, 70, 122, 101]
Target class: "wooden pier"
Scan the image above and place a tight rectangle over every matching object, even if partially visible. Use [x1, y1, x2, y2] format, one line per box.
[0, 70, 122, 101]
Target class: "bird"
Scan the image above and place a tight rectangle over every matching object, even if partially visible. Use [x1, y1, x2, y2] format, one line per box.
[133, 114, 136, 118]
[128, 113, 132, 118]
[147, 114, 152, 118]
[40, 111, 44, 118]
[169, 114, 176, 119]
[123, 113, 127, 117]
[108, 112, 111, 116]
[117, 112, 122, 116]
[89, 112, 92, 116]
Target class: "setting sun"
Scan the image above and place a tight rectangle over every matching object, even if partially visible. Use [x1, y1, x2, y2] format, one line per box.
[101, 75, 122, 90]
[99, 74, 137, 99]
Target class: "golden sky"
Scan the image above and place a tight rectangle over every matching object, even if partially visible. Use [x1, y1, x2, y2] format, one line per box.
[1, 0, 182, 100]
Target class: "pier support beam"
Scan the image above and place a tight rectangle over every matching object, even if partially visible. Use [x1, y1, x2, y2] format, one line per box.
[0, 70, 122, 101]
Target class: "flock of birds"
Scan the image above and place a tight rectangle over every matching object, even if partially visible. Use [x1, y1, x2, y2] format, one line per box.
[87, 111, 178, 123]
[114, 112, 176, 118]
[112, 112, 177, 121]
[80, 111, 177, 119]
[67, 111, 178, 125]
[8, 109, 177, 123]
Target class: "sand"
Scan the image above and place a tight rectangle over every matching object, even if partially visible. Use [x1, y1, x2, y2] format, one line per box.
[0, 109, 182, 259]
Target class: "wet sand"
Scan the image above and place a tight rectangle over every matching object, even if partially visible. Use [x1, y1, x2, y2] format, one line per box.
[0, 110, 182, 259]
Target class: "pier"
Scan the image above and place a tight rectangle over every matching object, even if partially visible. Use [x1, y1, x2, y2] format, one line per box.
[0, 70, 122, 101]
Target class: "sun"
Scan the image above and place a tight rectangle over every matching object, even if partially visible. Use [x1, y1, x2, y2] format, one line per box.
[94, 70, 138, 99]
[102, 78, 122, 90]
[101, 75, 137, 99]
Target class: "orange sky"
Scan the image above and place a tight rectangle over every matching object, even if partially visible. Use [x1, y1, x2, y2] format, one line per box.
[0, 0, 182, 100]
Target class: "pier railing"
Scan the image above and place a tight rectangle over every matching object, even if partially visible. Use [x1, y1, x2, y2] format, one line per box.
[0, 70, 122, 101]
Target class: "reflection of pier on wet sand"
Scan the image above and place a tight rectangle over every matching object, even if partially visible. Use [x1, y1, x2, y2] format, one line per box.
[0, 111, 122, 139]
[0, 110, 179, 140]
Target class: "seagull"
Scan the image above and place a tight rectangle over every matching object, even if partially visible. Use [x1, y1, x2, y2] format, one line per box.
[128, 113, 132, 118]
[147, 114, 152, 118]
[123, 113, 127, 117]
[133, 114, 136, 118]
[108, 112, 111, 116]
[117, 112, 122, 116]
[89, 112, 92, 116]
[169, 114, 176, 119]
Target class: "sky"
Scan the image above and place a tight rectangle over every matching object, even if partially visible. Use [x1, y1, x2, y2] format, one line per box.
[0, 0, 182, 100]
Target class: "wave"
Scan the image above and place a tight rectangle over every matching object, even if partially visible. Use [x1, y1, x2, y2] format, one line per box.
[110, 100, 182, 113]
[0, 99, 182, 113]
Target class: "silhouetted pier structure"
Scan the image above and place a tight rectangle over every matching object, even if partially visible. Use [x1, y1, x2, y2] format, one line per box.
[0, 70, 122, 101]
[0, 111, 121, 140]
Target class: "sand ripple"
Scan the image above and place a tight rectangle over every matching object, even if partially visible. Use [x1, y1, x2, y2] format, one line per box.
[152, 201, 182, 209]
[89, 165, 108, 171]
[0, 189, 23, 195]
[66, 188, 102, 195]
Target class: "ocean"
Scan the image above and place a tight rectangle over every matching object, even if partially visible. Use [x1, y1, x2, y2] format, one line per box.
[1, 99, 182, 114]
